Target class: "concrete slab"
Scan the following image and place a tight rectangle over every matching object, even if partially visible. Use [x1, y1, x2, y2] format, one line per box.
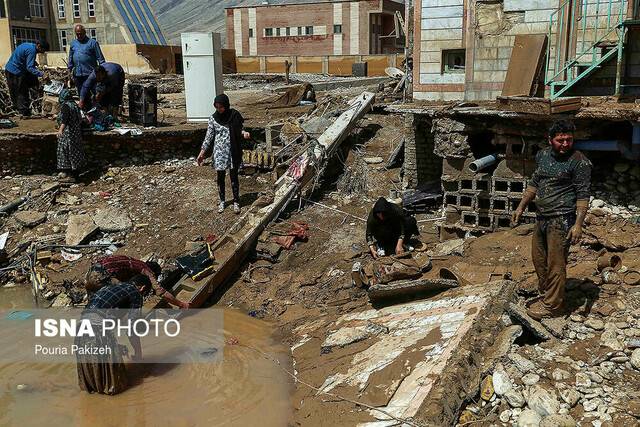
[291, 280, 515, 426]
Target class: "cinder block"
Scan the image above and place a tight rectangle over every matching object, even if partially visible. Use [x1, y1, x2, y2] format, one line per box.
[510, 180, 526, 194]
[493, 214, 513, 230]
[492, 177, 510, 195]
[459, 178, 474, 194]
[478, 213, 492, 229]
[491, 197, 509, 213]
[442, 179, 459, 193]
[444, 192, 459, 207]
[462, 211, 479, 227]
[477, 195, 491, 212]
[474, 176, 491, 192]
[459, 194, 476, 211]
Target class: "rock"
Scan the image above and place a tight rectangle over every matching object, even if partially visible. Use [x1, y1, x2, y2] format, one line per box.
[552, 368, 571, 382]
[583, 398, 601, 412]
[427, 238, 465, 257]
[505, 388, 526, 408]
[493, 366, 513, 396]
[480, 375, 494, 401]
[92, 208, 133, 232]
[523, 373, 541, 386]
[585, 318, 605, 331]
[575, 372, 591, 387]
[600, 328, 624, 351]
[588, 372, 604, 383]
[540, 414, 576, 427]
[500, 409, 512, 422]
[509, 353, 537, 373]
[631, 348, 640, 370]
[363, 156, 384, 164]
[528, 385, 560, 417]
[51, 293, 71, 307]
[614, 163, 630, 173]
[517, 409, 542, 427]
[65, 215, 98, 245]
[14, 211, 47, 228]
[560, 389, 580, 407]
[591, 199, 606, 208]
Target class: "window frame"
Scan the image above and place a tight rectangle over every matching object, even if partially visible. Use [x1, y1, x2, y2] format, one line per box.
[333, 24, 342, 34]
[29, 0, 45, 18]
[87, 0, 95, 17]
[59, 29, 68, 49]
[305, 26, 313, 35]
[57, 0, 65, 19]
[442, 49, 466, 74]
[72, 0, 80, 18]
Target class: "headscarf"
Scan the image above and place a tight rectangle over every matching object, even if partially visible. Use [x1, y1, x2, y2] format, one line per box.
[373, 197, 391, 217]
[58, 88, 73, 104]
[213, 93, 232, 125]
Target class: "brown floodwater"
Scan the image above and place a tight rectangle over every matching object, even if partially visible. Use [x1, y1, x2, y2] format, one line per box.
[0, 286, 293, 427]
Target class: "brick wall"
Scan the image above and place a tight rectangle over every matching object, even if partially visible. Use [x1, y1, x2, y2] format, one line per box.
[403, 113, 441, 189]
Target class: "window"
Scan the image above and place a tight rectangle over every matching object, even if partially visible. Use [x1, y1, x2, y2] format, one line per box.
[87, 0, 95, 17]
[442, 49, 465, 73]
[57, 0, 65, 18]
[29, 0, 45, 17]
[73, 0, 80, 18]
[305, 26, 313, 35]
[88, 28, 97, 40]
[297, 26, 302, 36]
[285, 27, 290, 36]
[59, 29, 68, 49]
[333, 24, 342, 34]
[12, 27, 46, 46]
[248, 28, 254, 38]
[265, 28, 273, 37]
[275, 27, 280, 36]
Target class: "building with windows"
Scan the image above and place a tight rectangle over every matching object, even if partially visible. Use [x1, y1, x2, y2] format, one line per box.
[225, 0, 404, 57]
[0, 0, 168, 65]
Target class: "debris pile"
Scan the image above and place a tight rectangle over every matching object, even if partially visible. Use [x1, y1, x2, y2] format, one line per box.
[590, 160, 640, 218]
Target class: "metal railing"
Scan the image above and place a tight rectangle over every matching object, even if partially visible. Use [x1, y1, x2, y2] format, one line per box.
[545, 0, 629, 98]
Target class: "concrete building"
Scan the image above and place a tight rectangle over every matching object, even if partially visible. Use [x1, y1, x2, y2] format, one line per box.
[225, 0, 405, 57]
[0, 0, 168, 64]
[412, 0, 640, 101]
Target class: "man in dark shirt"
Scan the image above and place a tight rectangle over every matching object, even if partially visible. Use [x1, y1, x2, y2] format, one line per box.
[366, 197, 419, 258]
[79, 62, 125, 115]
[4, 39, 49, 116]
[512, 120, 592, 320]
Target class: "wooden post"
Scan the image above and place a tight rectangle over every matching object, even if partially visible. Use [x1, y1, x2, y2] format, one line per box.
[285, 60, 291, 84]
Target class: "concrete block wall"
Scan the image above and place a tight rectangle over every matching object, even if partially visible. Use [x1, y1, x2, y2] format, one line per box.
[403, 114, 442, 189]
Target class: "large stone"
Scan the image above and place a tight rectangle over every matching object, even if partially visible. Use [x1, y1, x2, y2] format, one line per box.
[575, 372, 591, 387]
[585, 318, 605, 331]
[551, 368, 571, 382]
[509, 353, 536, 373]
[517, 409, 542, 427]
[14, 210, 46, 228]
[600, 328, 624, 351]
[427, 238, 465, 257]
[631, 348, 640, 370]
[505, 388, 526, 408]
[527, 385, 560, 417]
[560, 388, 580, 407]
[493, 365, 513, 396]
[92, 208, 133, 232]
[51, 293, 71, 307]
[65, 215, 98, 245]
[363, 156, 384, 164]
[523, 373, 541, 386]
[540, 414, 576, 427]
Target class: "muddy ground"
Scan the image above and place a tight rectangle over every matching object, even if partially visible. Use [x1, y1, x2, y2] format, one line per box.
[2, 76, 640, 426]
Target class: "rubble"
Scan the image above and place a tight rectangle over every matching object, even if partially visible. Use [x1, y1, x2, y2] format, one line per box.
[65, 215, 98, 245]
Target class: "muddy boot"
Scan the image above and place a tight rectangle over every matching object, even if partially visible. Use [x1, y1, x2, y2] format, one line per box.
[526, 300, 563, 321]
[217, 202, 225, 213]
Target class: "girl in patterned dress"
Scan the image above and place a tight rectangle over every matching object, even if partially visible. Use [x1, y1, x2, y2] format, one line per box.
[197, 94, 250, 214]
[56, 88, 86, 181]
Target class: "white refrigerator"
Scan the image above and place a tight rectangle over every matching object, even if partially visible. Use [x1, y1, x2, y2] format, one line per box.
[181, 32, 224, 122]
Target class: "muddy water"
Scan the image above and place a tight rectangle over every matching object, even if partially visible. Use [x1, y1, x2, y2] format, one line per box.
[0, 287, 293, 427]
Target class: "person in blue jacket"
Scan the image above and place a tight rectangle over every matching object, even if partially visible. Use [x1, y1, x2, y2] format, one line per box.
[67, 24, 105, 97]
[4, 39, 49, 116]
[79, 62, 125, 117]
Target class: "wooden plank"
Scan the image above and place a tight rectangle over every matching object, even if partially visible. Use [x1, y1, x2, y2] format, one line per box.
[550, 103, 581, 114]
[368, 278, 459, 303]
[501, 34, 548, 97]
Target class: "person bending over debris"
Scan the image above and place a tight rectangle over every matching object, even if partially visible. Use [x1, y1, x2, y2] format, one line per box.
[56, 89, 86, 182]
[79, 62, 125, 116]
[67, 24, 105, 97]
[4, 39, 49, 116]
[512, 119, 591, 321]
[197, 94, 251, 214]
[76, 274, 151, 395]
[366, 197, 419, 259]
[84, 255, 190, 309]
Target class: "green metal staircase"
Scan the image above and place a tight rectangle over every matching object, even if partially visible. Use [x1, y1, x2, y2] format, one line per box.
[545, 0, 632, 99]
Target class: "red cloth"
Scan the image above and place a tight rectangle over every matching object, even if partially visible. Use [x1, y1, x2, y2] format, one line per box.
[97, 255, 155, 283]
[272, 222, 309, 249]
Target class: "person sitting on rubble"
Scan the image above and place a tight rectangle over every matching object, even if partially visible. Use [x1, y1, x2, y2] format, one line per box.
[84, 254, 190, 309]
[76, 274, 152, 395]
[79, 62, 125, 117]
[366, 197, 419, 259]
[197, 93, 251, 214]
[4, 39, 50, 117]
[512, 119, 591, 321]
[56, 88, 86, 182]
[67, 24, 105, 97]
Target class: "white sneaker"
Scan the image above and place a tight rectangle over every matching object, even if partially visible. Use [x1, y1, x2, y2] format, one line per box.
[217, 202, 225, 213]
[233, 202, 240, 214]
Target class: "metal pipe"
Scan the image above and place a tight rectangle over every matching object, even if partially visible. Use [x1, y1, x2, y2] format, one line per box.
[0, 196, 28, 215]
[468, 154, 499, 173]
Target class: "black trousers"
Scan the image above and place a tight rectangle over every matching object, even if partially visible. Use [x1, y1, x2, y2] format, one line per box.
[217, 168, 240, 203]
[5, 70, 37, 116]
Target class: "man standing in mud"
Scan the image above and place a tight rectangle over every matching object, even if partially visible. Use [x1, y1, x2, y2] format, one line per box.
[512, 119, 592, 321]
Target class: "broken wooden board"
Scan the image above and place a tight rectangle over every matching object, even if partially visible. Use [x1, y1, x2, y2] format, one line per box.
[507, 303, 552, 340]
[156, 92, 375, 309]
[501, 34, 548, 97]
[368, 278, 459, 303]
[496, 96, 581, 115]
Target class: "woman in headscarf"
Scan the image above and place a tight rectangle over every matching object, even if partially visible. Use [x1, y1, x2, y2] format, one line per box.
[197, 94, 250, 214]
[366, 197, 419, 258]
[56, 88, 86, 181]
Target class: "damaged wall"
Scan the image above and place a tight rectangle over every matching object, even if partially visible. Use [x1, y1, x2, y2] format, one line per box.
[403, 114, 441, 189]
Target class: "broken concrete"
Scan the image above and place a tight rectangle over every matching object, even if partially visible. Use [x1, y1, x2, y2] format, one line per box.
[65, 215, 98, 246]
[92, 208, 133, 232]
[14, 211, 47, 228]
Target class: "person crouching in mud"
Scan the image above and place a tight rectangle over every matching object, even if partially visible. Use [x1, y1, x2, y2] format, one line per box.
[196, 94, 251, 214]
[366, 197, 419, 259]
[76, 274, 152, 395]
